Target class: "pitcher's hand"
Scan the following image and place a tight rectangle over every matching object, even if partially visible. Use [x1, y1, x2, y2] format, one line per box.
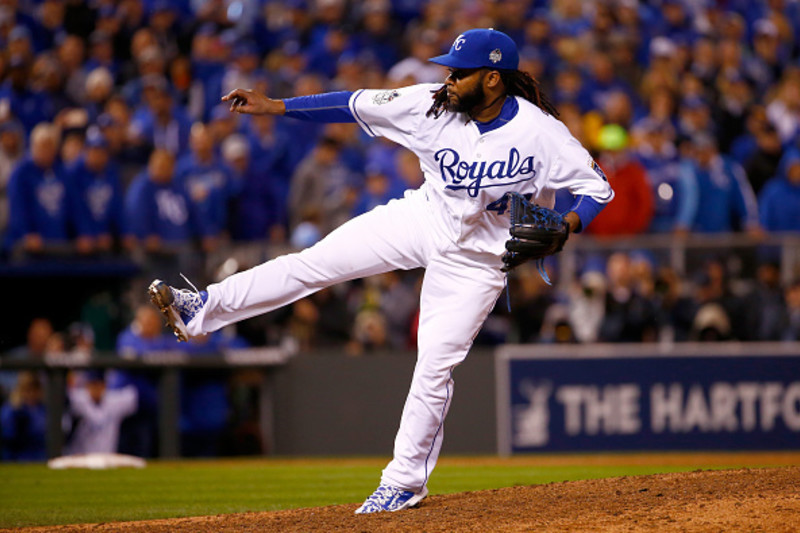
[221, 89, 286, 115]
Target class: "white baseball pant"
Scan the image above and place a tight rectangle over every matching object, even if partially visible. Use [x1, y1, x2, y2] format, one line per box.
[186, 186, 505, 490]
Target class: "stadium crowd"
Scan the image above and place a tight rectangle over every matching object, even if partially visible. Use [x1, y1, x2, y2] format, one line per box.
[2, 0, 800, 460]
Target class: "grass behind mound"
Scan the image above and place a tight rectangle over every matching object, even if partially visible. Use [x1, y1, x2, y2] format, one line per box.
[1, 453, 796, 529]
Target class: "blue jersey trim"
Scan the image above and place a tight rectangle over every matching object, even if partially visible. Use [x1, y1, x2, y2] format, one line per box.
[350, 90, 378, 137]
[566, 195, 607, 233]
[474, 97, 518, 135]
[283, 91, 356, 123]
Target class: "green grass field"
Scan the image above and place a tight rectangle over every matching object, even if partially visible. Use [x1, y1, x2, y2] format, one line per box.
[1, 453, 797, 529]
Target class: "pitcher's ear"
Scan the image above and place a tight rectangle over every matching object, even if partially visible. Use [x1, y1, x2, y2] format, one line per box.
[485, 70, 502, 89]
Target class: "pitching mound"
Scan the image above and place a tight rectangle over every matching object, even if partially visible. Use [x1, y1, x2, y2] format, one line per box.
[23, 466, 800, 532]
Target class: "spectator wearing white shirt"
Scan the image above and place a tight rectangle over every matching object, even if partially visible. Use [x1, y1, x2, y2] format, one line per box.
[65, 370, 138, 455]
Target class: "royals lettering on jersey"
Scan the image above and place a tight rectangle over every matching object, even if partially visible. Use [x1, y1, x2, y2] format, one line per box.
[435, 147, 536, 197]
[349, 83, 614, 252]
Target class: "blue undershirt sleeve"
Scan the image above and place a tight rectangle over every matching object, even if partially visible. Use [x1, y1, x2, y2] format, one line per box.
[283, 91, 356, 123]
[565, 195, 607, 233]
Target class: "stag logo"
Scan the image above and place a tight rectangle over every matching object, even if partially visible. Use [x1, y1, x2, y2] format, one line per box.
[513, 380, 552, 447]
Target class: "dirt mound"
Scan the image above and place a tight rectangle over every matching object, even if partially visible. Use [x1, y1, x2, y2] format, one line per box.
[21, 467, 800, 532]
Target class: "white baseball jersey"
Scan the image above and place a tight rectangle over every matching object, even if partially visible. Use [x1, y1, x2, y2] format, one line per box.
[66, 386, 138, 455]
[349, 83, 614, 255]
[188, 83, 613, 493]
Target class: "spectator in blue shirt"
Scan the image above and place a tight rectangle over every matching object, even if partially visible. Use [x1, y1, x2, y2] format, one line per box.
[759, 149, 800, 232]
[32, 0, 68, 52]
[121, 40, 168, 108]
[306, 25, 354, 79]
[677, 96, 716, 146]
[4, 25, 35, 61]
[222, 134, 282, 243]
[84, 31, 120, 81]
[189, 24, 228, 121]
[353, 165, 397, 217]
[633, 119, 698, 234]
[683, 133, 760, 234]
[116, 304, 177, 358]
[552, 65, 594, 113]
[744, 19, 785, 93]
[0, 317, 54, 405]
[221, 41, 265, 100]
[274, 74, 327, 173]
[146, 1, 183, 64]
[687, 36, 717, 88]
[110, 304, 177, 457]
[66, 127, 125, 254]
[56, 34, 90, 109]
[207, 104, 241, 156]
[655, 0, 696, 45]
[5, 123, 72, 253]
[129, 75, 192, 156]
[83, 67, 115, 125]
[175, 123, 233, 252]
[95, 107, 142, 185]
[729, 105, 768, 165]
[549, 0, 592, 38]
[639, 36, 681, 99]
[0, 371, 46, 461]
[31, 54, 72, 119]
[249, 2, 301, 54]
[521, 12, 558, 75]
[124, 148, 195, 252]
[349, 2, 401, 73]
[241, 113, 292, 223]
[0, 55, 52, 134]
[584, 52, 637, 120]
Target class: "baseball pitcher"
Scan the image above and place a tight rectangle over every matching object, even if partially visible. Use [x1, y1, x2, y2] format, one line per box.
[149, 29, 614, 513]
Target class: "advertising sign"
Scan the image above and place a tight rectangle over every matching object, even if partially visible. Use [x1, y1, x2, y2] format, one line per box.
[496, 343, 800, 454]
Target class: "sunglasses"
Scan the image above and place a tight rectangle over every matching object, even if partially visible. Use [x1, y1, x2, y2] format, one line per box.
[448, 68, 485, 81]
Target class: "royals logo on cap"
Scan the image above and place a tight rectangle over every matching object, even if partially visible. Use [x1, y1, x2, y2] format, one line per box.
[428, 28, 519, 70]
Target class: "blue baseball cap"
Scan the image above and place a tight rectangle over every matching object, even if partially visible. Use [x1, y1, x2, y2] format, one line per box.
[85, 127, 109, 149]
[429, 28, 519, 71]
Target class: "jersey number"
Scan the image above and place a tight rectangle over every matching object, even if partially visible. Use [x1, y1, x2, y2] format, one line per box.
[486, 193, 532, 215]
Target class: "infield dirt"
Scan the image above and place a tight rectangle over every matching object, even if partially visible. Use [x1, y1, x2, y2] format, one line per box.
[18, 466, 800, 532]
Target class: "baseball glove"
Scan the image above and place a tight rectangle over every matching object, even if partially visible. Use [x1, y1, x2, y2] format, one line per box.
[501, 192, 570, 274]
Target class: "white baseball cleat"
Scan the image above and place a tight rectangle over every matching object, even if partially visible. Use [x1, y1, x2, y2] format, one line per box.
[354, 484, 428, 514]
[147, 278, 207, 342]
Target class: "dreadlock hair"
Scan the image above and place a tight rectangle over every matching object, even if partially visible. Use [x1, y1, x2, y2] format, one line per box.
[426, 69, 559, 119]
